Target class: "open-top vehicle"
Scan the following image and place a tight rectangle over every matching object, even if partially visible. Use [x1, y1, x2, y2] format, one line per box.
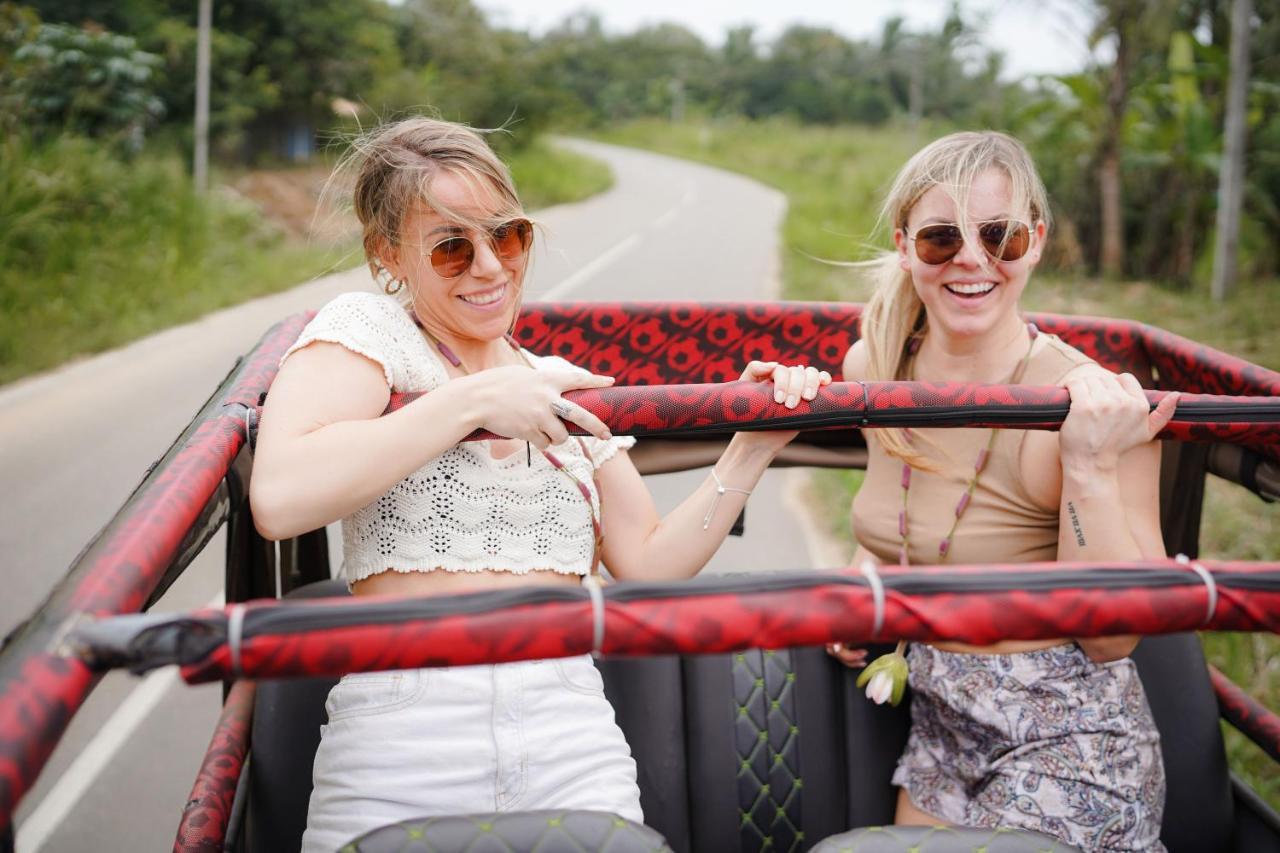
[3, 301, 1279, 852]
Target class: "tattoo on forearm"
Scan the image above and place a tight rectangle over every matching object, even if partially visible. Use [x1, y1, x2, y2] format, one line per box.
[1067, 501, 1086, 547]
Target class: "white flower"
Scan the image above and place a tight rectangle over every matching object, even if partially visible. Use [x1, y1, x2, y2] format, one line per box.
[865, 670, 894, 704]
[854, 640, 909, 706]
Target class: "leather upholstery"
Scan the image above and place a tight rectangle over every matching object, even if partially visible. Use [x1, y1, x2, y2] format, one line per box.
[343, 810, 671, 853]
[811, 825, 1079, 852]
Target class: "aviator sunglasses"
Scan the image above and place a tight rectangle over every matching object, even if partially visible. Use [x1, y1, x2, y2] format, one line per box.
[428, 218, 533, 279]
[907, 219, 1031, 266]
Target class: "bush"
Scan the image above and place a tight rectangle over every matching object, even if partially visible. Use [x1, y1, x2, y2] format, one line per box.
[7, 20, 163, 144]
[0, 134, 348, 382]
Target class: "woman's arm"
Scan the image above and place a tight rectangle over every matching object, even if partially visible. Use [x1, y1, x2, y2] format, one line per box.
[825, 544, 877, 667]
[596, 362, 828, 581]
[1039, 368, 1178, 662]
[251, 342, 613, 540]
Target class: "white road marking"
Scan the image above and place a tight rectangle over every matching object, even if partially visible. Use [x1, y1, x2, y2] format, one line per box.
[650, 186, 697, 230]
[539, 233, 642, 301]
[15, 593, 225, 853]
[537, 186, 695, 300]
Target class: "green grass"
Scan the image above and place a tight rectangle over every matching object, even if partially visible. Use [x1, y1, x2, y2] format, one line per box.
[508, 138, 613, 210]
[601, 116, 1280, 811]
[0, 134, 612, 386]
[0, 136, 355, 385]
[595, 116, 937, 301]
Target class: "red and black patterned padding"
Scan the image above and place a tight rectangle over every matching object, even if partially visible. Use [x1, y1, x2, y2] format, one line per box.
[1210, 665, 1280, 764]
[0, 314, 306, 835]
[174, 680, 255, 852]
[0, 413, 245, 837]
[61, 560, 1280, 682]
[512, 302, 1280, 460]
[512, 302, 1280, 403]
[383, 381, 1280, 454]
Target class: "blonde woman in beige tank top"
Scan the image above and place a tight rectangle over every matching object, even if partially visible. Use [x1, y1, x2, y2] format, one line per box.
[831, 132, 1178, 853]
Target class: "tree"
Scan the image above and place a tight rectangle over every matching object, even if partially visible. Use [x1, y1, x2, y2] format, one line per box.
[1078, 0, 1178, 277]
[1212, 0, 1253, 299]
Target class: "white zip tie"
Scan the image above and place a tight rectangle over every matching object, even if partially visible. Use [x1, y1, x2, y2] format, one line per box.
[243, 403, 257, 449]
[582, 575, 606, 658]
[1175, 554, 1218, 627]
[860, 559, 886, 638]
[227, 603, 247, 678]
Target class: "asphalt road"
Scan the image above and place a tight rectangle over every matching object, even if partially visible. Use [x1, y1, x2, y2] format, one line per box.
[3, 138, 839, 852]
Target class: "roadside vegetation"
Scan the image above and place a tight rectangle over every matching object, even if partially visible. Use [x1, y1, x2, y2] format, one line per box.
[0, 131, 609, 386]
[600, 116, 1280, 810]
[0, 3, 612, 385]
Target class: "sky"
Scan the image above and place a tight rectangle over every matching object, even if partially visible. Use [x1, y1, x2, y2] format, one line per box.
[477, 0, 1099, 80]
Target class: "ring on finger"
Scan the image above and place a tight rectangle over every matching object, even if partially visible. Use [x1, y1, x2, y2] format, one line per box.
[550, 399, 574, 420]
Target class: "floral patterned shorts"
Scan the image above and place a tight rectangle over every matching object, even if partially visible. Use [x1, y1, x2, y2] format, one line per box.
[893, 643, 1166, 853]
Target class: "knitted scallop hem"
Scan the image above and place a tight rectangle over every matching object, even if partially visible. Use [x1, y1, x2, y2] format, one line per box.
[281, 332, 396, 389]
[344, 561, 592, 588]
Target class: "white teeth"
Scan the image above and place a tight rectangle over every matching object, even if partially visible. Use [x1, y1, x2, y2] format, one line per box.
[946, 281, 995, 295]
[459, 286, 504, 306]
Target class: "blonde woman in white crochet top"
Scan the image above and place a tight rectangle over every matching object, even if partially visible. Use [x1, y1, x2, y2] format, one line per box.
[250, 117, 828, 852]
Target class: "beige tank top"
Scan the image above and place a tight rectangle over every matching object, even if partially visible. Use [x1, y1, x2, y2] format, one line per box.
[852, 333, 1095, 566]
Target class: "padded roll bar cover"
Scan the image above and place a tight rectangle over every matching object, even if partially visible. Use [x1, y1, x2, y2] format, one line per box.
[810, 825, 1082, 852]
[345, 810, 673, 852]
[243, 580, 346, 853]
[1130, 634, 1234, 852]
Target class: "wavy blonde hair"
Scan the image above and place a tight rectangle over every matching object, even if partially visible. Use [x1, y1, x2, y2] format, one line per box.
[860, 131, 1050, 465]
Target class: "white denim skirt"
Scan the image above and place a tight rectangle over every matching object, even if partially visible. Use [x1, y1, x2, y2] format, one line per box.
[301, 655, 643, 853]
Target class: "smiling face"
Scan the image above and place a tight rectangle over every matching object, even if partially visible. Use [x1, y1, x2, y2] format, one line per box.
[893, 167, 1046, 343]
[384, 170, 530, 349]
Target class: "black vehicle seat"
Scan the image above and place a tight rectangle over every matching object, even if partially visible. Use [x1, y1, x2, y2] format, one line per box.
[243, 581, 344, 852]
[596, 645, 910, 851]
[241, 580, 1235, 853]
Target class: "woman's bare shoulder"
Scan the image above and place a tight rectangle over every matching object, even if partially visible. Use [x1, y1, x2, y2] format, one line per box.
[842, 339, 868, 381]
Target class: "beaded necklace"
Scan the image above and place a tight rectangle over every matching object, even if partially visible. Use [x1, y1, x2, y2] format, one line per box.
[898, 322, 1038, 566]
[417, 321, 604, 577]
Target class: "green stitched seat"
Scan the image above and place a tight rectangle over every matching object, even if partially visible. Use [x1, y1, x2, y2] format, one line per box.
[810, 825, 1079, 852]
[735, 650, 803, 852]
[342, 810, 672, 853]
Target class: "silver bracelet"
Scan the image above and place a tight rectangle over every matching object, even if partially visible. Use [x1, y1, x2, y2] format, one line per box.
[702, 468, 753, 530]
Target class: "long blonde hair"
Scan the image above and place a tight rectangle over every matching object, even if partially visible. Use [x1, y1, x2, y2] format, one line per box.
[861, 131, 1050, 464]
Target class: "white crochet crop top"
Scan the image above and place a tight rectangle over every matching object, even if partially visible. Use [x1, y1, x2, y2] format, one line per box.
[281, 291, 636, 584]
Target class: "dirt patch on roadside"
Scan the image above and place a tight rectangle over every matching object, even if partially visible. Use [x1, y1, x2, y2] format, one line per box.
[231, 166, 358, 243]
